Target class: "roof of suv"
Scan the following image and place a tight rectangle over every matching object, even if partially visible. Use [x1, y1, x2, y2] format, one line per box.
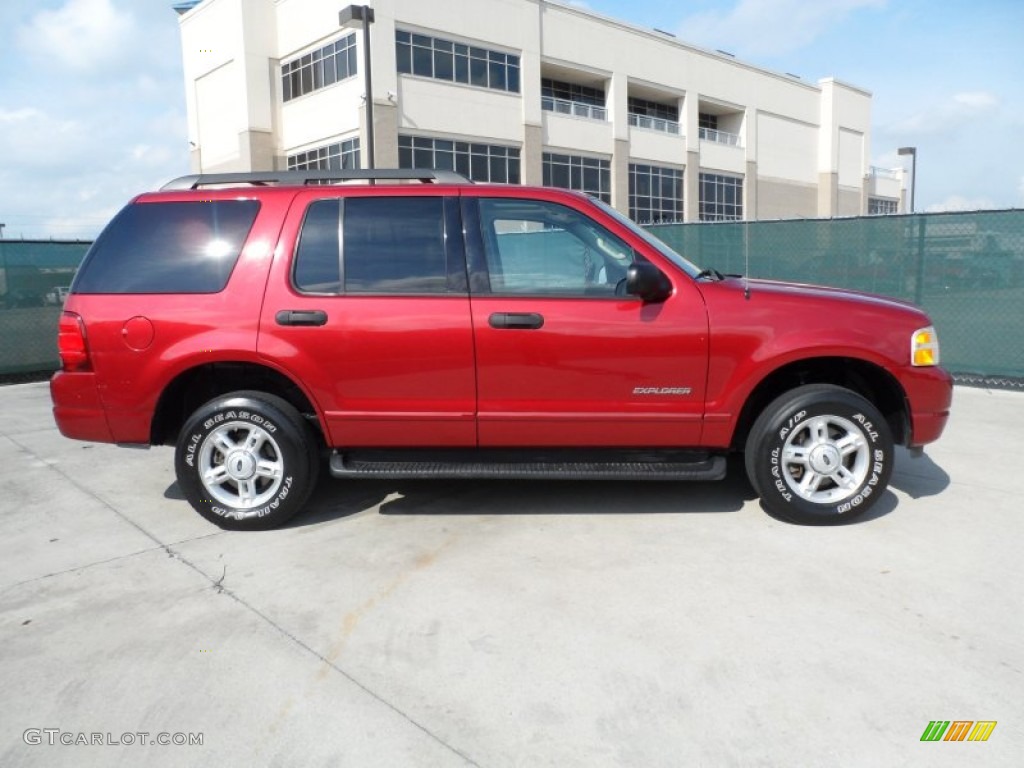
[145, 170, 597, 207]
[160, 169, 473, 190]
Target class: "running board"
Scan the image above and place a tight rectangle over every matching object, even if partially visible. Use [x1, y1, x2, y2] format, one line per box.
[329, 449, 727, 482]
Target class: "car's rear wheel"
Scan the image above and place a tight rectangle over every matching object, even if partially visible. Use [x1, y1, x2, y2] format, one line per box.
[745, 384, 893, 524]
[174, 391, 319, 530]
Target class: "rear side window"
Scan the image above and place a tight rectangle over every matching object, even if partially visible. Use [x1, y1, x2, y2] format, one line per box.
[74, 200, 259, 294]
[344, 197, 446, 293]
[293, 196, 450, 294]
[293, 200, 341, 293]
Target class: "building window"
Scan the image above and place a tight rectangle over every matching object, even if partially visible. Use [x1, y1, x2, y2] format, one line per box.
[629, 164, 684, 224]
[542, 79, 605, 107]
[398, 136, 520, 184]
[698, 112, 741, 146]
[282, 35, 357, 102]
[541, 78, 607, 120]
[868, 197, 899, 215]
[629, 97, 678, 123]
[287, 138, 361, 172]
[627, 97, 681, 134]
[699, 173, 743, 221]
[395, 31, 520, 93]
[542, 153, 611, 203]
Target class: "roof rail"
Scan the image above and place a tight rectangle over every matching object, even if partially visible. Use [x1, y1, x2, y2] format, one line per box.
[160, 168, 472, 191]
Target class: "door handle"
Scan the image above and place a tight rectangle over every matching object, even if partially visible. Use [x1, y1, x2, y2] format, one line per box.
[276, 309, 328, 327]
[489, 312, 544, 330]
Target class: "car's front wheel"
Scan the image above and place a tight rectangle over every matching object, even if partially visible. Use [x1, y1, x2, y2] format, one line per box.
[745, 384, 894, 524]
[174, 391, 319, 530]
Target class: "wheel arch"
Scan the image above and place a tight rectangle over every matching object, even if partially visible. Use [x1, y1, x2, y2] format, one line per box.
[150, 361, 323, 447]
[730, 356, 909, 451]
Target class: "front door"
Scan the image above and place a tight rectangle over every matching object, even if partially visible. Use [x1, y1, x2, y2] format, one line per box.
[466, 195, 709, 447]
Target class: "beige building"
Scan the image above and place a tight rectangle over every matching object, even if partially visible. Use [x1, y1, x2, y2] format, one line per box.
[175, 0, 906, 222]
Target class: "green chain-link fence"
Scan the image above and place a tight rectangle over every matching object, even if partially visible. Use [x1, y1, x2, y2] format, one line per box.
[2, 210, 1023, 380]
[0, 240, 90, 377]
[650, 210, 1024, 382]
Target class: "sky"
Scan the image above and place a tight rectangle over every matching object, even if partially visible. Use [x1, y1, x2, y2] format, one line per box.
[0, 0, 1022, 239]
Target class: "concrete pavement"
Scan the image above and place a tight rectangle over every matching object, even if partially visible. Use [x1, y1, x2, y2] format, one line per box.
[1, 381, 1021, 766]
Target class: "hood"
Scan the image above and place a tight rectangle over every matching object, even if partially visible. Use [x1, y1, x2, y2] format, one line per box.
[695, 275, 936, 365]
[740, 277, 924, 315]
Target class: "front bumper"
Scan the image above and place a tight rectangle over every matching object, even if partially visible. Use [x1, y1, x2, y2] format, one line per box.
[904, 365, 954, 447]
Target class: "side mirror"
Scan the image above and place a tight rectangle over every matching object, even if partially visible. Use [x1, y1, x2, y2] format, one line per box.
[626, 262, 672, 303]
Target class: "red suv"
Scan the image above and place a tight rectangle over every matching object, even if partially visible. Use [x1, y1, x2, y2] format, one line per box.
[51, 170, 952, 529]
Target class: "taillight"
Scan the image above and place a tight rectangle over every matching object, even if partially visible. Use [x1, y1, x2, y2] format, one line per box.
[58, 311, 91, 371]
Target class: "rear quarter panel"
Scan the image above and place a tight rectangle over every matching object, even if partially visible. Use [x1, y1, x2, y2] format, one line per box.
[63, 191, 295, 443]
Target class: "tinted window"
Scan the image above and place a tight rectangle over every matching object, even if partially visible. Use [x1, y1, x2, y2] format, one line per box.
[343, 197, 447, 293]
[478, 199, 635, 296]
[293, 200, 341, 292]
[74, 201, 259, 294]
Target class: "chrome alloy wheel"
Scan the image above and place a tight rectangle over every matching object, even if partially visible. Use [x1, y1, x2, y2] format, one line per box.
[198, 421, 285, 515]
[780, 414, 870, 504]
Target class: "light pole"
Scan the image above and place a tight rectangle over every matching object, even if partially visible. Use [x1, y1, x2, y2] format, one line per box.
[898, 146, 916, 213]
[898, 146, 924, 302]
[339, 5, 376, 170]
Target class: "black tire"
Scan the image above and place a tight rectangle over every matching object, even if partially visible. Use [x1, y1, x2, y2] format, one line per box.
[744, 384, 893, 524]
[174, 391, 320, 530]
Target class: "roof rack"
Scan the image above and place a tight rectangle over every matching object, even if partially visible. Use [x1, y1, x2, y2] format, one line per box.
[160, 168, 471, 191]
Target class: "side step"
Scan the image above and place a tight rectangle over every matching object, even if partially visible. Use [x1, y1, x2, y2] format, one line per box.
[329, 449, 727, 482]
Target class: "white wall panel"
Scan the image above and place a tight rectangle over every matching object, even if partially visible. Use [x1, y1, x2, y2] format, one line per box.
[196, 63, 241, 165]
[757, 113, 817, 185]
[838, 128, 864, 188]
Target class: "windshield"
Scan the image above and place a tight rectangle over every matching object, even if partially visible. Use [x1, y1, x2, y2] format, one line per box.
[590, 198, 701, 278]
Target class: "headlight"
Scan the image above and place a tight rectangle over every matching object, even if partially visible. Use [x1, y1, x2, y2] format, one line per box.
[911, 326, 940, 367]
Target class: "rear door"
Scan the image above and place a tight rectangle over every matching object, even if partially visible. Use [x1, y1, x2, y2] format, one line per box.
[465, 193, 709, 447]
[258, 188, 477, 447]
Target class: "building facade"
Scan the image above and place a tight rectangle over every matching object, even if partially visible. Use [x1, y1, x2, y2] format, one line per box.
[176, 0, 906, 222]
